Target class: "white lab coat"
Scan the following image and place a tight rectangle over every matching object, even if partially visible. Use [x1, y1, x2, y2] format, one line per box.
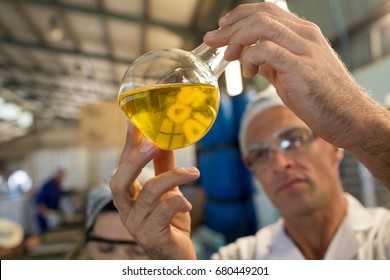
[212, 193, 390, 259]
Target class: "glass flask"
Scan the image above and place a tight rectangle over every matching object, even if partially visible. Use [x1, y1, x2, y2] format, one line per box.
[118, 43, 229, 150]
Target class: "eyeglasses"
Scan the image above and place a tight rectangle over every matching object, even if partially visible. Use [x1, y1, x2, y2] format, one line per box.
[87, 234, 147, 259]
[244, 126, 316, 171]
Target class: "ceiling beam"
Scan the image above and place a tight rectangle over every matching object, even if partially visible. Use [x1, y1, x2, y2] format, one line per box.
[14, 2, 66, 70]
[5, 0, 199, 42]
[52, 0, 82, 52]
[0, 63, 118, 85]
[141, 0, 150, 54]
[0, 37, 133, 64]
[15, 2, 47, 44]
[0, 15, 13, 40]
[4, 79, 112, 100]
[96, 0, 116, 81]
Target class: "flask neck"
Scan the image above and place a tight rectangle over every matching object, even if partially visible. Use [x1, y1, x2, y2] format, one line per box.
[191, 43, 230, 79]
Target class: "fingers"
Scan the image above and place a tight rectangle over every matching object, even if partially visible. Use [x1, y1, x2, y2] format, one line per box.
[240, 40, 298, 78]
[110, 136, 159, 216]
[120, 121, 142, 164]
[218, 2, 307, 28]
[204, 2, 325, 63]
[137, 194, 191, 235]
[130, 167, 200, 227]
[205, 13, 313, 60]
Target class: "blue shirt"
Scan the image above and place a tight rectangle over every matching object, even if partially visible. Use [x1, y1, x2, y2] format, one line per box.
[35, 179, 62, 210]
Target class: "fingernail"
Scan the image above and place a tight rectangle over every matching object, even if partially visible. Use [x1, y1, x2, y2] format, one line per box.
[184, 167, 199, 174]
[140, 141, 156, 154]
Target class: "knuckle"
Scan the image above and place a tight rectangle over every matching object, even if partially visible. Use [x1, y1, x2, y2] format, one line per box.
[137, 180, 159, 204]
[170, 168, 184, 177]
[137, 187, 154, 203]
[305, 22, 324, 41]
[262, 1, 276, 10]
[109, 178, 121, 196]
[125, 153, 138, 166]
[235, 4, 246, 14]
[252, 12, 270, 28]
[159, 199, 173, 213]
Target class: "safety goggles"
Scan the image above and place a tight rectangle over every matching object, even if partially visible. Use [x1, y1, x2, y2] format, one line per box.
[244, 126, 316, 171]
[87, 234, 147, 259]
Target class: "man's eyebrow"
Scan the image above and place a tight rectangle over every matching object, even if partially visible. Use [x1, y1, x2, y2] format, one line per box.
[86, 235, 138, 245]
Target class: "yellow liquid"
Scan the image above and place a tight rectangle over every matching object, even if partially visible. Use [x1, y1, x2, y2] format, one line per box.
[119, 83, 219, 150]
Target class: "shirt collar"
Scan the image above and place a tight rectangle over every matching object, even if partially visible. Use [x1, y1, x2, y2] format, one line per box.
[267, 219, 305, 259]
[342, 193, 373, 231]
[266, 193, 372, 259]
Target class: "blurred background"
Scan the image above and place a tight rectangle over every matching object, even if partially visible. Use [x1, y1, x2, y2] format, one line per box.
[1, 0, 390, 259]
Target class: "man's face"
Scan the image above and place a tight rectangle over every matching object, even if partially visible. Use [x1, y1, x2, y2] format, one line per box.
[244, 106, 343, 217]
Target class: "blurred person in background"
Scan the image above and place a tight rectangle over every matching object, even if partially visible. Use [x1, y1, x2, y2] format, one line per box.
[34, 169, 66, 234]
[26, 168, 67, 249]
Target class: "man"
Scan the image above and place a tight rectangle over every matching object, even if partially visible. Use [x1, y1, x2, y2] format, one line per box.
[212, 85, 390, 259]
[109, 2, 390, 259]
[35, 169, 66, 234]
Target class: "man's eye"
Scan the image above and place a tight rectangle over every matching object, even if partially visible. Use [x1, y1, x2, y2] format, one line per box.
[251, 149, 269, 161]
[132, 245, 146, 256]
[97, 245, 115, 253]
[281, 137, 302, 150]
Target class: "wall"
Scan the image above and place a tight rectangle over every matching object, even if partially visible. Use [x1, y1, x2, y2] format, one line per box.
[353, 53, 390, 105]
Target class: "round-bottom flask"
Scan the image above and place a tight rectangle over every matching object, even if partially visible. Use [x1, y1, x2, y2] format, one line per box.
[118, 43, 229, 150]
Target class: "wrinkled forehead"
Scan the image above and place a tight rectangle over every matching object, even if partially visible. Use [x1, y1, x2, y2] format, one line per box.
[245, 107, 309, 146]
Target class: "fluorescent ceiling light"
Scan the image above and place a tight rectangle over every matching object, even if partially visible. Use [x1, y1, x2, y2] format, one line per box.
[0, 99, 34, 128]
[8, 170, 33, 193]
[0, 102, 21, 121]
[17, 111, 33, 128]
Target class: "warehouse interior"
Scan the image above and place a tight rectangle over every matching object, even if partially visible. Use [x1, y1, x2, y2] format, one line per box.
[1, 0, 390, 260]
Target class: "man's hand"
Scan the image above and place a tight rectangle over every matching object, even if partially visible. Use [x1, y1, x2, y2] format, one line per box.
[204, 2, 390, 187]
[110, 122, 200, 259]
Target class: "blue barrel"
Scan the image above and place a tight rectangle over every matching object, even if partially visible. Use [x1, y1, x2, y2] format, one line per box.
[198, 93, 237, 149]
[204, 199, 257, 243]
[232, 91, 255, 139]
[198, 147, 251, 201]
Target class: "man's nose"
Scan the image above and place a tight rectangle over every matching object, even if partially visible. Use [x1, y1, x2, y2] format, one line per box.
[270, 150, 293, 171]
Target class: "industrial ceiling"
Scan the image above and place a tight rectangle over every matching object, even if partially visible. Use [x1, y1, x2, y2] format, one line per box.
[1, 0, 390, 145]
